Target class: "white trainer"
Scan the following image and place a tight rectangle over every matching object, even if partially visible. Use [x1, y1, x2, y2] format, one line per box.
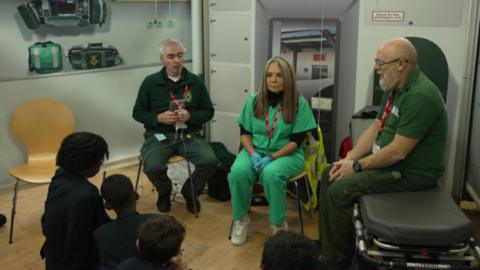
[271, 221, 289, 235]
[230, 215, 250, 246]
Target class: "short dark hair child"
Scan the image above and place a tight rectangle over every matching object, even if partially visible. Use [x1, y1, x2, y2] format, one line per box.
[261, 231, 320, 270]
[101, 174, 138, 210]
[42, 131, 110, 270]
[56, 131, 109, 176]
[137, 215, 186, 264]
[94, 174, 151, 270]
[117, 215, 188, 270]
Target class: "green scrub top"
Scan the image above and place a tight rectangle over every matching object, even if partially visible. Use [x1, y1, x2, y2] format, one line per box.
[237, 93, 316, 155]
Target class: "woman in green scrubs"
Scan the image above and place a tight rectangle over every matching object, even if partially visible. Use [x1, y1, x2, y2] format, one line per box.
[228, 56, 316, 246]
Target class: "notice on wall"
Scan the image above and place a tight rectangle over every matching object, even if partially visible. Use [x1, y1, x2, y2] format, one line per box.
[313, 54, 326, 61]
[365, 0, 462, 27]
[372, 11, 404, 22]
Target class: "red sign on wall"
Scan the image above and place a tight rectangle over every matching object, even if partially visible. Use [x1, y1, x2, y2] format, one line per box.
[313, 54, 326, 61]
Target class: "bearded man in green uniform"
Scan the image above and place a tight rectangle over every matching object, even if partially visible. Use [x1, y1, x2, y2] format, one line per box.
[132, 39, 218, 214]
[318, 37, 447, 269]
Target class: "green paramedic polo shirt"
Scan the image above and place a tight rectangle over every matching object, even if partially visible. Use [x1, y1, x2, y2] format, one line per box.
[132, 67, 214, 135]
[375, 66, 447, 183]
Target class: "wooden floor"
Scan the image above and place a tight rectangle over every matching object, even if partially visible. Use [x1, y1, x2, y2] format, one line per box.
[0, 165, 478, 270]
[0, 165, 318, 270]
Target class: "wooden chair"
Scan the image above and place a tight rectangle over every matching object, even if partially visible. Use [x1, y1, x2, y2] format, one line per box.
[8, 99, 75, 243]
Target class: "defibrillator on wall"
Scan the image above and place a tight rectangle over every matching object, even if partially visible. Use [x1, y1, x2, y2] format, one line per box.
[18, 0, 106, 29]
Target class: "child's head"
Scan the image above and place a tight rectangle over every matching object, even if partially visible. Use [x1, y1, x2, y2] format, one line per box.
[56, 132, 109, 177]
[101, 174, 138, 211]
[137, 215, 185, 265]
[261, 231, 320, 270]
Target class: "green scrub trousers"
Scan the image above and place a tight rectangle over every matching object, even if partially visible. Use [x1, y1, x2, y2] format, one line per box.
[228, 149, 304, 225]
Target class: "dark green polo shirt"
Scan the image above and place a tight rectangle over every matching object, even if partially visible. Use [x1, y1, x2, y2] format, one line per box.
[376, 66, 447, 183]
[132, 67, 214, 134]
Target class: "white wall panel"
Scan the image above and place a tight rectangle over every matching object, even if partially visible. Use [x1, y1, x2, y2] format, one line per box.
[210, 64, 250, 113]
[210, 13, 251, 64]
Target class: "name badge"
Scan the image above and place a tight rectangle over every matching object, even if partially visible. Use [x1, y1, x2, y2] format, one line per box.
[372, 136, 381, 153]
[154, 133, 167, 141]
[372, 143, 380, 154]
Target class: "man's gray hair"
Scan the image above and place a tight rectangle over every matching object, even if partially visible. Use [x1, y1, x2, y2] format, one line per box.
[159, 38, 186, 58]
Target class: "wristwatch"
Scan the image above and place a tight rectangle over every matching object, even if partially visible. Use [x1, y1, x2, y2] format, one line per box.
[352, 160, 362, 173]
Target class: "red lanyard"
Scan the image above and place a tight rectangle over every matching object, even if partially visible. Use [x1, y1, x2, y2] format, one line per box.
[379, 90, 396, 132]
[265, 106, 282, 139]
[168, 85, 189, 109]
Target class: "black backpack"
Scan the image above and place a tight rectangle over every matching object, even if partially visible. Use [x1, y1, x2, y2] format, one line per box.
[207, 142, 236, 201]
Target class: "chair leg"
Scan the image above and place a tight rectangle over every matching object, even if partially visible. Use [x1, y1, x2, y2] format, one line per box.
[185, 159, 198, 218]
[9, 180, 18, 244]
[303, 175, 314, 218]
[135, 160, 142, 192]
[171, 183, 178, 202]
[228, 220, 233, 239]
[248, 183, 255, 212]
[294, 180, 304, 235]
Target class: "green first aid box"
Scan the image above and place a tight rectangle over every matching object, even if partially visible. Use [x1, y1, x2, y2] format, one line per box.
[28, 41, 63, 74]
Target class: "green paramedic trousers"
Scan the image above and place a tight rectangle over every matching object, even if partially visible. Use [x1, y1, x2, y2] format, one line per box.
[141, 132, 218, 196]
[318, 165, 436, 266]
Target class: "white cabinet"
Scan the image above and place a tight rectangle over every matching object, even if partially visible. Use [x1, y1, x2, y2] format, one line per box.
[209, 0, 251, 12]
[210, 14, 251, 64]
[207, 0, 254, 153]
[210, 64, 251, 113]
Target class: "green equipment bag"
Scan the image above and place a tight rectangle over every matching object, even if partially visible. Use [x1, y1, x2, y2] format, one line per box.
[18, 2, 43, 30]
[207, 142, 236, 201]
[28, 41, 63, 74]
[68, 43, 122, 70]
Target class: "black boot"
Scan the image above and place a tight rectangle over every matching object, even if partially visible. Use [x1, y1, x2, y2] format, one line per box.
[145, 169, 172, 212]
[181, 179, 200, 214]
[156, 193, 171, 212]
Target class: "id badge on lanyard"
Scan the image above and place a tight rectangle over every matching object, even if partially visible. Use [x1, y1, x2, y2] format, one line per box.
[168, 85, 190, 110]
[374, 90, 396, 154]
[265, 106, 282, 151]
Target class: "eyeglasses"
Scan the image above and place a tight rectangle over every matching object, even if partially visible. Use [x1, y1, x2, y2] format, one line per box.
[374, 58, 401, 67]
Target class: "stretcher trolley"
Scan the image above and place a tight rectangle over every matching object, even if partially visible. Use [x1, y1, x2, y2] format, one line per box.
[353, 187, 480, 269]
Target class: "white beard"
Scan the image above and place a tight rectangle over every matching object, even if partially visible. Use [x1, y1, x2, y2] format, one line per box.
[379, 70, 398, 92]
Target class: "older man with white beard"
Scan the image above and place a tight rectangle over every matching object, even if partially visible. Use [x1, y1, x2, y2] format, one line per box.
[316, 37, 447, 270]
